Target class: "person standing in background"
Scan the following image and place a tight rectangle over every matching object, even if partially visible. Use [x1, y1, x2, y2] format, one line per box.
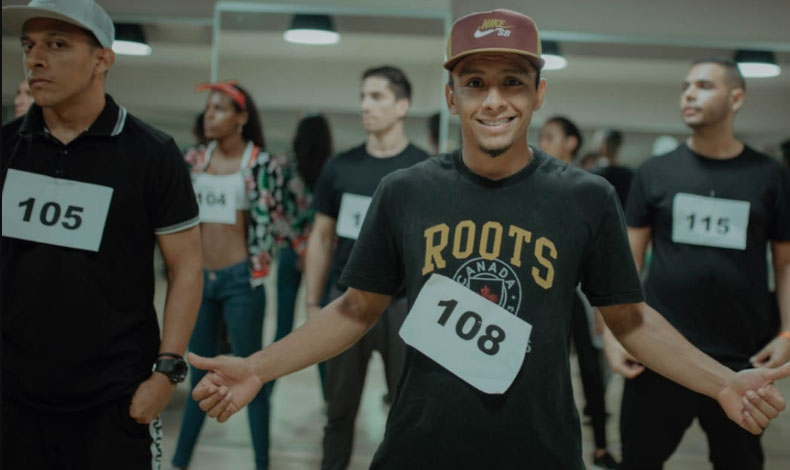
[173, 81, 284, 470]
[540, 116, 618, 470]
[13, 79, 34, 117]
[590, 129, 633, 207]
[272, 112, 334, 400]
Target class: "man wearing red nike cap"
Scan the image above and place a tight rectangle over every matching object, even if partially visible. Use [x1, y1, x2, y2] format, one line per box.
[189, 9, 790, 469]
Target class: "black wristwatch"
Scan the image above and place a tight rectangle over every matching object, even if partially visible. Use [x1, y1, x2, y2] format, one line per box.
[153, 353, 188, 384]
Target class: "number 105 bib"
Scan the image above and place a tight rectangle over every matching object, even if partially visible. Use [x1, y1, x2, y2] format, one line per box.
[400, 274, 532, 394]
[2, 169, 113, 252]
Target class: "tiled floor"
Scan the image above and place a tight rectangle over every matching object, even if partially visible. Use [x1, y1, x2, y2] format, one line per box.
[154, 260, 790, 470]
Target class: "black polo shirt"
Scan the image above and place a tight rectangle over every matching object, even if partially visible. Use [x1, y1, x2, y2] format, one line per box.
[1, 95, 199, 412]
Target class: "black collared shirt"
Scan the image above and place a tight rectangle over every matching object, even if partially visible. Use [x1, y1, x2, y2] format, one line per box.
[1, 95, 199, 411]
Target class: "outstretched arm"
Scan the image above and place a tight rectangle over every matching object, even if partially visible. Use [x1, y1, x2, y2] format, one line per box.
[601, 301, 790, 435]
[190, 287, 391, 422]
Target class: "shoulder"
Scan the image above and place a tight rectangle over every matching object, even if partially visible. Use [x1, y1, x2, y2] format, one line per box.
[2, 116, 24, 141]
[381, 152, 448, 189]
[402, 143, 431, 162]
[741, 145, 785, 170]
[121, 113, 176, 148]
[536, 151, 617, 202]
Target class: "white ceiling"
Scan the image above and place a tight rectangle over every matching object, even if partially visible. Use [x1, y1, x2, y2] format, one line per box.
[2, 0, 789, 163]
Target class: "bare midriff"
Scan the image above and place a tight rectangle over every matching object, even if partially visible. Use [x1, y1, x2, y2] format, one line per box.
[200, 212, 249, 270]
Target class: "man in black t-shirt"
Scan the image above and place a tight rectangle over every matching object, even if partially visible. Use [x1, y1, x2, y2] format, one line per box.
[590, 129, 634, 207]
[1, 1, 202, 469]
[191, 10, 790, 470]
[305, 65, 428, 470]
[605, 58, 790, 470]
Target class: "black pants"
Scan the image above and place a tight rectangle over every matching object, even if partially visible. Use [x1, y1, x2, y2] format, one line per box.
[619, 368, 763, 470]
[321, 285, 408, 470]
[570, 290, 609, 449]
[2, 395, 162, 470]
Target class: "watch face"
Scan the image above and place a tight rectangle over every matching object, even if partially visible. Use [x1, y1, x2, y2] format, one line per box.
[156, 357, 188, 383]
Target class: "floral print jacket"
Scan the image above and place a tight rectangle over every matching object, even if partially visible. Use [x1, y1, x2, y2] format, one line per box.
[184, 141, 286, 286]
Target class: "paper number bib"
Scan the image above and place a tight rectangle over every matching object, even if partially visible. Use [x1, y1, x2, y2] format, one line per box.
[336, 193, 372, 240]
[2, 169, 113, 252]
[400, 274, 532, 394]
[672, 192, 750, 250]
[194, 174, 237, 224]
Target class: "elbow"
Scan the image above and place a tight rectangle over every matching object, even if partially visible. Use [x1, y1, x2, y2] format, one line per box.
[604, 303, 645, 338]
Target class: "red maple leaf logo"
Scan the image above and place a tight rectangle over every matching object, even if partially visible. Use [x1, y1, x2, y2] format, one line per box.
[479, 285, 499, 304]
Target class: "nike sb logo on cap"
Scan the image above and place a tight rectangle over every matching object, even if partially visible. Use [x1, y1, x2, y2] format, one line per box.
[473, 18, 512, 38]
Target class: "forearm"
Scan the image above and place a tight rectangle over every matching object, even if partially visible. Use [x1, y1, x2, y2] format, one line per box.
[305, 229, 334, 306]
[248, 290, 381, 383]
[606, 302, 735, 399]
[159, 261, 203, 355]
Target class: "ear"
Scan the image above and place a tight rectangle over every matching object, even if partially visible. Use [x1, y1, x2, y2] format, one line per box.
[534, 78, 547, 111]
[730, 87, 745, 113]
[395, 97, 410, 119]
[237, 110, 249, 127]
[445, 83, 458, 115]
[94, 48, 115, 75]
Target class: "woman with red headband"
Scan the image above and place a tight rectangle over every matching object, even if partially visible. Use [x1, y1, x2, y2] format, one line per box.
[173, 81, 282, 470]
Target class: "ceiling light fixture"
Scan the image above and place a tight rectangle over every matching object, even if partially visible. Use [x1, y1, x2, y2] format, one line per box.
[284, 14, 340, 45]
[734, 50, 781, 78]
[541, 40, 567, 71]
[112, 23, 152, 56]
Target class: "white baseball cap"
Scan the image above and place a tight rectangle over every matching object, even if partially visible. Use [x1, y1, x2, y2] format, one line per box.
[2, 0, 115, 48]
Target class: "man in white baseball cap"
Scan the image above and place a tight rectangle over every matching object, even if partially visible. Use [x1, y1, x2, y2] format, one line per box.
[1, 1, 203, 469]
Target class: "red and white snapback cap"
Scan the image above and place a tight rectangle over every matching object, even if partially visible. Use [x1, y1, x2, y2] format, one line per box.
[443, 9, 545, 71]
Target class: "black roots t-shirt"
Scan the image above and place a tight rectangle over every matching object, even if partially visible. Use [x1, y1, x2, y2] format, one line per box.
[313, 143, 428, 284]
[626, 144, 790, 369]
[340, 149, 643, 469]
[1, 97, 199, 411]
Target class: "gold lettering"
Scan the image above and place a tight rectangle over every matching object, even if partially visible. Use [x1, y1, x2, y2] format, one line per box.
[452, 220, 476, 260]
[422, 224, 450, 275]
[508, 225, 532, 267]
[532, 237, 557, 290]
[479, 222, 503, 260]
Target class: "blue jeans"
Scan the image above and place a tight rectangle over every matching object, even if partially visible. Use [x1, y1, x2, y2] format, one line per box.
[272, 245, 327, 400]
[172, 261, 270, 470]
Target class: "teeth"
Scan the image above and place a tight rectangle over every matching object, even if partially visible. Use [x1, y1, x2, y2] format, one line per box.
[481, 119, 510, 126]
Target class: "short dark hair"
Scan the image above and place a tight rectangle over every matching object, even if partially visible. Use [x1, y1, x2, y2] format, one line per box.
[229, 84, 266, 150]
[362, 65, 412, 101]
[546, 116, 583, 157]
[692, 57, 746, 91]
[601, 129, 622, 154]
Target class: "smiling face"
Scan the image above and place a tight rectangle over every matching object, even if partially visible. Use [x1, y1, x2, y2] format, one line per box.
[447, 53, 546, 158]
[680, 62, 743, 130]
[20, 18, 113, 109]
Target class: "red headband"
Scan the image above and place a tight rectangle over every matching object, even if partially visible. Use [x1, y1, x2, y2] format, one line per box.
[195, 80, 247, 111]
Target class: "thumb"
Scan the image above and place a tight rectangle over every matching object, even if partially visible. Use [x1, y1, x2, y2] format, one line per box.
[188, 352, 221, 371]
[763, 362, 790, 382]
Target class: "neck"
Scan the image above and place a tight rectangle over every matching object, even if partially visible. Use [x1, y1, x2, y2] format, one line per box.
[461, 136, 532, 181]
[42, 86, 105, 145]
[687, 121, 742, 159]
[366, 122, 408, 158]
[215, 133, 248, 159]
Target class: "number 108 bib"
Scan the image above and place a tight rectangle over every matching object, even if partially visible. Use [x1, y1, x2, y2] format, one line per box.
[400, 273, 532, 394]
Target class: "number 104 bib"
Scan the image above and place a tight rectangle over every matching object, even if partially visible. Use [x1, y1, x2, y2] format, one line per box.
[400, 273, 532, 394]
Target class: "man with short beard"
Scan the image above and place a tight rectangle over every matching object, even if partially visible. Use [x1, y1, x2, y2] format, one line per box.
[606, 58, 790, 470]
[190, 12, 790, 470]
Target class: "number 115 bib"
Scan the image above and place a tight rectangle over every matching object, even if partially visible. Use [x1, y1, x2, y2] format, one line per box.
[400, 273, 532, 394]
[671, 192, 750, 250]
